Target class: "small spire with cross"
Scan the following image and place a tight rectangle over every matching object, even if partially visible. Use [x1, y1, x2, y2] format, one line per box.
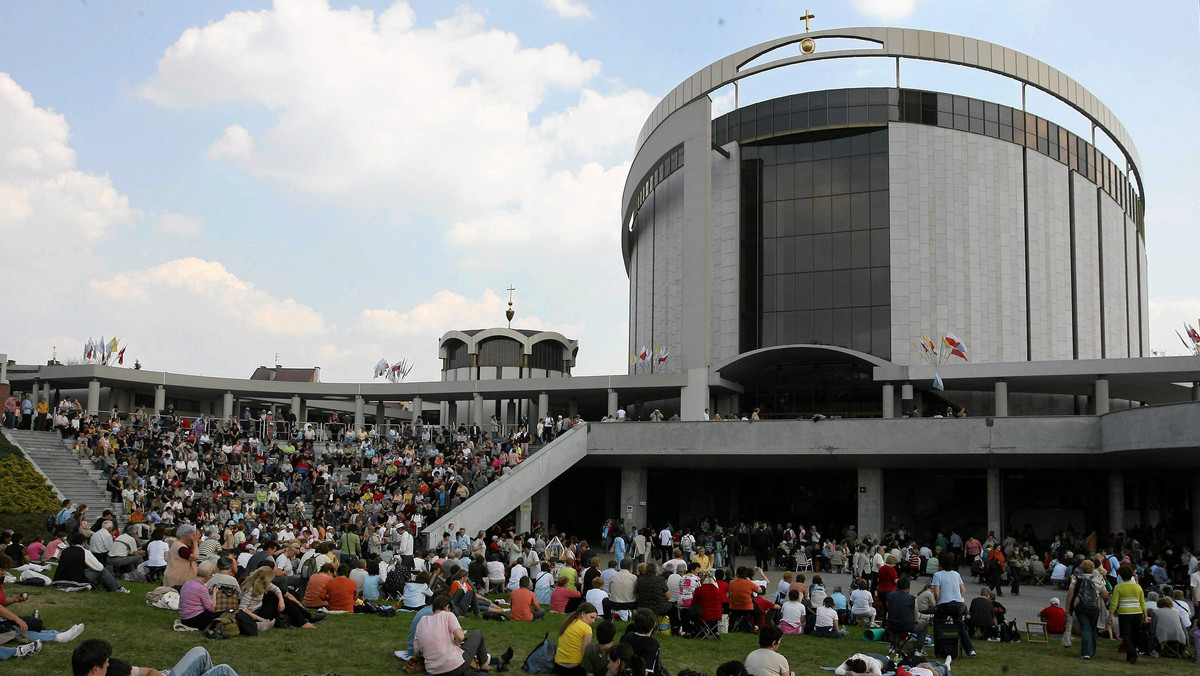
[800, 9, 816, 32]
[505, 285, 516, 328]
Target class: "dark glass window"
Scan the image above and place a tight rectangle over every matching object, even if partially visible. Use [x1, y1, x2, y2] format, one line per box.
[478, 338, 522, 368]
[530, 341, 564, 371]
[445, 340, 470, 370]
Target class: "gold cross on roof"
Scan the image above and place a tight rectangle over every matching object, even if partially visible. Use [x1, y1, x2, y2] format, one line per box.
[800, 9, 816, 32]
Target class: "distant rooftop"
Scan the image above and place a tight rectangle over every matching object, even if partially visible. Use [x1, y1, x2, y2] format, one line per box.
[457, 328, 543, 337]
[250, 366, 321, 383]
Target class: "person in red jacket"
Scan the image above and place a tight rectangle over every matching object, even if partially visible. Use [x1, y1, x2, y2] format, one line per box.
[1038, 597, 1067, 634]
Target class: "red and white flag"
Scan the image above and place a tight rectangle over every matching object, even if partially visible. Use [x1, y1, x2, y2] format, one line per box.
[943, 333, 968, 361]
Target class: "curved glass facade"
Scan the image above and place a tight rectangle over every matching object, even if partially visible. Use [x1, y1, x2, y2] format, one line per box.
[738, 126, 892, 359]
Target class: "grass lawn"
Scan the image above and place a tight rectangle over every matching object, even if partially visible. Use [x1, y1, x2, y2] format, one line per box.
[2, 583, 1195, 675]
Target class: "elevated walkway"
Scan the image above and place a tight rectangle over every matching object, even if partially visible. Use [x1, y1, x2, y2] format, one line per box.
[422, 425, 589, 548]
[3, 429, 125, 527]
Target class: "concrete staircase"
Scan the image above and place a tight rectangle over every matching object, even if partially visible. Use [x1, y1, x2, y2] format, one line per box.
[3, 429, 124, 526]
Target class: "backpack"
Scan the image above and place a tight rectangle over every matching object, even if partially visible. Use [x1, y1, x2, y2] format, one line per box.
[205, 612, 241, 639]
[998, 620, 1020, 643]
[522, 633, 557, 673]
[44, 515, 57, 534]
[1074, 575, 1099, 610]
[300, 555, 319, 580]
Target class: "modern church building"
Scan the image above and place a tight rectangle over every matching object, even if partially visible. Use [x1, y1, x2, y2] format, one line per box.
[6, 28, 1200, 549]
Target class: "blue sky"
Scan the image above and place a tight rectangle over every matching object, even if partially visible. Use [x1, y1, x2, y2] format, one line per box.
[2, 0, 1197, 381]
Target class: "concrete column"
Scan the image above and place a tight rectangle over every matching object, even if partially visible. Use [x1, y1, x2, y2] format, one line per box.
[1094, 378, 1110, 415]
[986, 467, 1002, 539]
[1192, 475, 1200, 552]
[607, 389, 618, 418]
[516, 500, 532, 535]
[531, 487, 550, 530]
[1109, 471, 1125, 536]
[538, 392, 549, 421]
[680, 367, 709, 420]
[87, 379, 101, 414]
[857, 468, 883, 543]
[153, 385, 165, 413]
[881, 384, 895, 418]
[0, 353, 8, 386]
[440, 401, 449, 426]
[472, 393, 484, 426]
[375, 401, 386, 426]
[620, 466, 648, 531]
[290, 395, 302, 423]
[993, 380, 1009, 417]
[222, 392, 234, 419]
[30, 381, 39, 406]
[411, 395, 423, 423]
[297, 399, 307, 423]
[353, 395, 364, 431]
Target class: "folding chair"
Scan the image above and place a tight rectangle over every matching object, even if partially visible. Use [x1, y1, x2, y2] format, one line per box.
[692, 619, 721, 640]
[1159, 641, 1190, 659]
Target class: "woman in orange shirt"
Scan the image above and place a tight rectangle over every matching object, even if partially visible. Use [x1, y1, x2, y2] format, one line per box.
[326, 564, 358, 612]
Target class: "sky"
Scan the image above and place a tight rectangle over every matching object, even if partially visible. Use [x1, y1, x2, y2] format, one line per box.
[2, 0, 1197, 382]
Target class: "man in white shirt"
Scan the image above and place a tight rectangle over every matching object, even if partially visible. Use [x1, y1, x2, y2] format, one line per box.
[397, 525, 415, 558]
[659, 527, 673, 563]
[507, 561, 528, 592]
[88, 522, 115, 564]
[106, 526, 145, 573]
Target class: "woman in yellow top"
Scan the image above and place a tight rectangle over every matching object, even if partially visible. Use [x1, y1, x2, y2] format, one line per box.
[554, 602, 599, 676]
[1107, 565, 1148, 664]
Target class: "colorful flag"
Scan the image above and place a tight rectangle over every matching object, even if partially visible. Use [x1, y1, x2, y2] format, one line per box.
[117, 347, 126, 365]
[107, 337, 119, 357]
[657, 349, 669, 364]
[943, 333, 968, 361]
[638, 346, 648, 362]
[373, 358, 389, 378]
[84, 340, 93, 360]
[932, 372, 944, 391]
[1188, 324, 1200, 344]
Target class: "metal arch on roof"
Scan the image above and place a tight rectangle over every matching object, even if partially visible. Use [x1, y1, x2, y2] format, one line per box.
[634, 26, 1144, 194]
[711, 344, 893, 383]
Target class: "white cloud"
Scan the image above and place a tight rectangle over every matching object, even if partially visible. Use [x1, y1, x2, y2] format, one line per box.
[710, 88, 737, 117]
[157, 211, 205, 237]
[91, 257, 325, 337]
[540, 0, 592, 19]
[359, 289, 583, 337]
[1148, 298, 1200, 356]
[206, 124, 253, 160]
[851, 0, 917, 22]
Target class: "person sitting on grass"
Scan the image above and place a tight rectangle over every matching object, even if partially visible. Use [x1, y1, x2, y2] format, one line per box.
[554, 602, 599, 676]
[0, 554, 85, 660]
[1037, 597, 1066, 634]
[178, 560, 222, 631]
[403, 571, 435, 611]
[779, 589, 806, 635]
[239, 566, 319, 629]
[326, 564, 358, 613]
[414, 595, 513, 676]
[743, 624, 789, 676]
[604, 643, 646, 676]
[849, 579, 876, 627]
[582, 619, 617, 676]
[618, 609, 664, 676]
[52, 533, 130, 593]
[811, 597, 847, 638]
[510, 576, 546, 621]
[551, 576, 583, 613]
[303, 562, 336, 610]
[449, 569, 505, 617]
[72, 638, 241, 676]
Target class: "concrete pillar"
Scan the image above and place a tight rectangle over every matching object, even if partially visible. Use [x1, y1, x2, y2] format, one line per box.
[411, 395, 423, 423]
[607, 389, 618, 418]
[153, 385, 165, 413]
[440, 401, 449, 426]
[621, 466, 649, 531]
[994, 380, 1009, 417]
[222, 392, 234, 419]
[680, 368, 709, 420]
[857, 468, 883, 543]
[986, 467, 1002, 539]
[1109, 471, 1125, 536]
[87, 379, 101, 415]
[376, 401, 386, 427]
[290, 395, 301, 423]
[516, 500, 532, 535]
[881, 384, 895, 418]
[472, 393, 484, 426]
[538, 392, 549, 421]
[1192, 475, 1200, 552]
[531, 487, 550, 530]
[353, 395, 364, 431]
[1094, 378, 1110, 415]
[0, 353, 8, 386]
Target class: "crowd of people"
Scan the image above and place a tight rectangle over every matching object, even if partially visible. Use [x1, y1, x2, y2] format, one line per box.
[3, 399, 1200, 671]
